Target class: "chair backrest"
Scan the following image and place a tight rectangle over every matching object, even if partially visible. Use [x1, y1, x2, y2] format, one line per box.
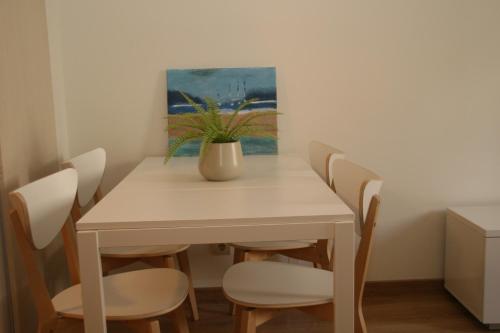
[62, 148, 106, 208]
[8, 169, 79, 325]
[308, 141, 345, 187]
[10, 168, 78, 249]
[331, 159, 382, 331]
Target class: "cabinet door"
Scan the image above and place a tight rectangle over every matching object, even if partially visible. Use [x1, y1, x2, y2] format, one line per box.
[445, 216, 485, 320]
[484, 238, 500, 323]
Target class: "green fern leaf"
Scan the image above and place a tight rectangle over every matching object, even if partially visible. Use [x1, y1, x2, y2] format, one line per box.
[224, 98, 257, 135]
[164, 131, 204, 163]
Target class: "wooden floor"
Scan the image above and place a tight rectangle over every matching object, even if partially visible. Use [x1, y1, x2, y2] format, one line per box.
[63, 282, 491, 333]
[185, 283, 489, 333]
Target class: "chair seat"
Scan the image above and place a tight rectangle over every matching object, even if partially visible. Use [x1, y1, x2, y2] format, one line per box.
[52, 268, 188, 320]
[100, 244, 190, 258]
[223, 261, 333, 309]
[229, 240, 316, 251]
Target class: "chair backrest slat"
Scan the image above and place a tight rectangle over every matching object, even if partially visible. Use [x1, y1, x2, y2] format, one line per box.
[63, 148, 106, 208]
[10, 169, 78, 249]
[308, 141, 344, 187]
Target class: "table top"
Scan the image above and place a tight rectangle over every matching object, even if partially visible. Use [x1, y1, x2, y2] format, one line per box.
[448, 205, 500, 237]
[76, 155, 354, 231]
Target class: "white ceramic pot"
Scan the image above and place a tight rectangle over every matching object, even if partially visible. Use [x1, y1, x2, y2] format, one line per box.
[198, 141, 243, 181]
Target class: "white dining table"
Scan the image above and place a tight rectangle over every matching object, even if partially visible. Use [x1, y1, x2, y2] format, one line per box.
[76, 154, 355, 333]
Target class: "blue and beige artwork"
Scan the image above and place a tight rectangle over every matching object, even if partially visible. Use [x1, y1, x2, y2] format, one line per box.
[167, 67, 278, 156]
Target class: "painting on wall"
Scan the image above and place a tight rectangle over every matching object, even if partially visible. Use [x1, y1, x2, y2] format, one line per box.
[167, 67, 278, 156]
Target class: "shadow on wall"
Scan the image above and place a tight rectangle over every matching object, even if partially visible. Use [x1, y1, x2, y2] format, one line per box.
[368, 187, 448, 281]
[142, 71, 168, 157]
[100, 159, 142, 193]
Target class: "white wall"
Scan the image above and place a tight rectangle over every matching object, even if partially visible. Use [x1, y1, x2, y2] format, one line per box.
[47, 0, 500, 285]
[1, 0, 64, 331]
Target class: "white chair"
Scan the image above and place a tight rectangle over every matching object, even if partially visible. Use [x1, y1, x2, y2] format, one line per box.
[8, 169, 190, 333]
[63, 148, 199, 320]
[223, 159, 383, 333]
[228, 142, 345, 271]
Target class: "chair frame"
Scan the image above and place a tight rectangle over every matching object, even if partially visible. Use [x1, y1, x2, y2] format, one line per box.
[231, 142, 345, 272]
[63, 154, 199, 321]
[228, 143, 343, 316]
[230, 194, 380, 333]
[8, 188, 188, 333]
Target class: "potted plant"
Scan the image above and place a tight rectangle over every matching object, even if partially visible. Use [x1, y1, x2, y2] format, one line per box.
[165, 92, 277, 181]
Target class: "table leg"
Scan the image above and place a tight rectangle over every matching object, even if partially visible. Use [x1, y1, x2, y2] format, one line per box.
[333, 221, 355, 333]
[78, 231, 107, 333]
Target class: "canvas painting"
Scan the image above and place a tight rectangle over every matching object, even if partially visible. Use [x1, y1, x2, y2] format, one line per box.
[167, 67, 278, 156]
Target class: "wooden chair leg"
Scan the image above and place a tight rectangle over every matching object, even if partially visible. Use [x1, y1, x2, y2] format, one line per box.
[233, 248, 246, 265]
[164, 255, 176, 269]
[101, 259, 111, 276]
[240, 308, 256, 333]
[356, 306, 367, 333]
[170, 306, 189, 333]
[126, 320, 161, 333]
[316, 240, 332, 270]
[230, 303, 237, 316]
[177, 250, 199, 321]
[320, 257, 331, 270]
[329, 245, 335, 270]
[146, 320, 161, 333]
[233, 305, 242, 333]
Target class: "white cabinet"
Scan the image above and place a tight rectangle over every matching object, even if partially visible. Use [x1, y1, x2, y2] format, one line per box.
[445, 206, 500, 329]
